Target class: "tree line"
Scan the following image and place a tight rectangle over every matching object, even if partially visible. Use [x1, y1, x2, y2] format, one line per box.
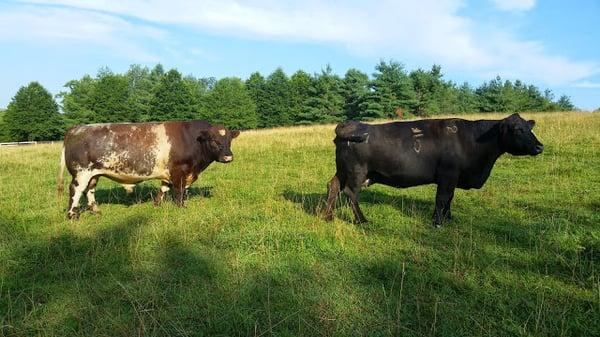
[0, 61, 577, 142]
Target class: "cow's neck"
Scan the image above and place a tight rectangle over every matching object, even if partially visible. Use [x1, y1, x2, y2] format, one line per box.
[463, 120, 505, 188]
[191, 142, 216, 172]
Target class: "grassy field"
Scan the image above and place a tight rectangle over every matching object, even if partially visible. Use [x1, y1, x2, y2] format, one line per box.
[0, 112, 599, 336]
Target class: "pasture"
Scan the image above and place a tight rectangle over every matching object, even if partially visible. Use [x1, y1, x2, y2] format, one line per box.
[0, 112, 599, 336]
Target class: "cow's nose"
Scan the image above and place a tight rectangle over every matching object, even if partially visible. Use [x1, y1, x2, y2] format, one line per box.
[535, 144, 544, 154]
[222, 155, 233, 162]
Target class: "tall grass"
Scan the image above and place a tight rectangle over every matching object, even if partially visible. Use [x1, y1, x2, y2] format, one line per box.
[0, 112, 599, 336]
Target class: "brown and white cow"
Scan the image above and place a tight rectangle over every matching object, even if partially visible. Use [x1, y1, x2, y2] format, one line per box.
[57, 120, 239, 219]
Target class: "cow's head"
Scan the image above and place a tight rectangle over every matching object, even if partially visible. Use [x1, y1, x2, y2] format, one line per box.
[500, 113, 544, 156]
[197, 126, 240, 163]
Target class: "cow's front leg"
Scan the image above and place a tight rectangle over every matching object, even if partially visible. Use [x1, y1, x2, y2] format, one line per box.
[442, 189, 455, 221]
[171, 175, 186, 207]
[154, 181, 170, 206]
[433, 183, 456, 228]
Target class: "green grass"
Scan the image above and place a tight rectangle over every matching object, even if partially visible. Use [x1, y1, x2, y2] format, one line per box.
[1, 112, 599, 336]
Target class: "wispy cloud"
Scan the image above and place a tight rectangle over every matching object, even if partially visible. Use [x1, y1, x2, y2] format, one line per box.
[0, 4, 165, 62]
[490, 0, 536, 12]
[6, 0, 598, 85]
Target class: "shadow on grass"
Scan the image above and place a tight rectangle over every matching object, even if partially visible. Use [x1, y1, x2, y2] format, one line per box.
[93, 184, 213, 206]
[0, 214, 331, 336]
[282, 186, 433, 220]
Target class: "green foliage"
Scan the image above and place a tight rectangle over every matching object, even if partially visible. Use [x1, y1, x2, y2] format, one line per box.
[557, 95, 575, 111]
[58, 75, 97, 127]
[289, 70, 312, 124]
[91, 70, 134, 123]
[0, 110, 11, 142]
[245, 72, 269, 127]
[301, 65, 345, 124]
[4, 82, 64, 141]
[203, 77, 258, 129]
[262, 68, 293, 127]
[342, 68, 370, 120]
[149, 69, 197, 121]
[5, 62, 578, 141]
[409, 65, 443, 116]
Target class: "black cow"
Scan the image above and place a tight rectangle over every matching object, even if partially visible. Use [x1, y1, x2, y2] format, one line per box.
[57, 120, 239, 219]
[324, 113, 544, 227]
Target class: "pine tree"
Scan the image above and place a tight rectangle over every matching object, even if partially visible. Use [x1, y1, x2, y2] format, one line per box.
[0, 110, 10, 142]
[301, 65, 345, 124]
[91, 70, 133, 122]
[126, 64, 153, 122]
[245, 72, 269, 127]
[203, 77, 257, 129]
[289, 70, 313, 124]
[342, 69, 369, 120]
[369, 60, 415, 119]
[5, 82, 64, 141]
[149, 69, 197, 121]
[263, 68, 293, 127]
[58, 75, 97, 127]
[556, 95, 575, 111]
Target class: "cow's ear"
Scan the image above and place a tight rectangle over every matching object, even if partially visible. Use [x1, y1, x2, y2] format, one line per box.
[231, 130, 240, 138]
[528, 120, 536, 128]
[197, 130, 212, 142]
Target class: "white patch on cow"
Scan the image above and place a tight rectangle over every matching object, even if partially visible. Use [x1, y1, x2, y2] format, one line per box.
[151, 124, 171, 180]
[68, 169, 94, 218]
[222, 155, 233, 162]
[160, 185, 170, 193]
[122, 184, 135, 194]
[219, 129, 226, 136]
[411, 127, 422, 134]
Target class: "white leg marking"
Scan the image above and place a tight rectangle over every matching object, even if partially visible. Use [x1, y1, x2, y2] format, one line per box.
[68, 172, 93, 218]
[86, 178, 100, 213]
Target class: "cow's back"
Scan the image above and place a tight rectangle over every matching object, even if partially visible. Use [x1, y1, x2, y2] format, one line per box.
[64, 122, 172, 182]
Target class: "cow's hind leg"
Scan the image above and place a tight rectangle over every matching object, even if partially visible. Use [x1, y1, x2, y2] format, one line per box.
[154, 181, 171, 206]
[343, 173, 368, 224]
[86, 176, 100, 214]
[324, 174, 341, 221]
[67, 172, 93, 219]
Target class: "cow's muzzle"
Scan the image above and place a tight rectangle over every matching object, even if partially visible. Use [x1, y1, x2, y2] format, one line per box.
[220, 155, 233, 163]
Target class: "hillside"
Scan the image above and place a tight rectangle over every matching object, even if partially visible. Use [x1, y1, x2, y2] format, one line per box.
[0, 112, 599, 336]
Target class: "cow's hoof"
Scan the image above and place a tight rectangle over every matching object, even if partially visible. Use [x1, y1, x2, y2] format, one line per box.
[354, 219, 369, 225]
[88, 204, 100, 214]
[432, 222, 442, 229]
[67, 211, 79, 220]
[324, 214, 334, 222]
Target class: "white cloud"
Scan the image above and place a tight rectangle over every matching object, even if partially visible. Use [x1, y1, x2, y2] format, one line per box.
[0, 5, 165, 62]
[6, 0, 598, 85]
[491, 0, 536, 12]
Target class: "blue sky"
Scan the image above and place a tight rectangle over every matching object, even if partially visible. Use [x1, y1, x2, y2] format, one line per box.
[1, 0, 599, 110]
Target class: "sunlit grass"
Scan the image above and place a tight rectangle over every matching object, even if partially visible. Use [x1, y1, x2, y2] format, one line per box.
[0, 112, 599, 336]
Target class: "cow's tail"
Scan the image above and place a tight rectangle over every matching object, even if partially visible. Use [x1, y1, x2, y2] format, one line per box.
[335, 121, 370, 143]
[57, 147, 66, 196]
